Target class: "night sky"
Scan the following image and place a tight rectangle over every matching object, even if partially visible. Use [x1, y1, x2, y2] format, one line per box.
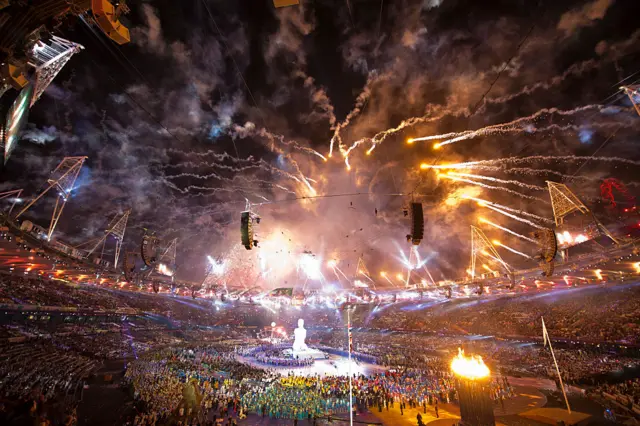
[2, 0, 640, 285]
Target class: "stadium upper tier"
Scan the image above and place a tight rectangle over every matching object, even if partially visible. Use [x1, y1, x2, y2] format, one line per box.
[1, 273, 639, 345]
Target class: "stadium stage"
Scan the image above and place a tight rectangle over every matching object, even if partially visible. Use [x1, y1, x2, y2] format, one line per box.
[237, 352, 387, 377]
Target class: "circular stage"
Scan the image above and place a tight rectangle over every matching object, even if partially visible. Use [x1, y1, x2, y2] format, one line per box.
[238, 350, 387, 377]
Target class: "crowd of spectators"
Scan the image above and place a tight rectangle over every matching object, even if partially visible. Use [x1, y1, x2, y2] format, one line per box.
[0, 340, 91, 425]
[595, 379, 640, 416]
[363, 283, 640, 345]
[0, 271, 639, 424]
[2, 274, 639, 346]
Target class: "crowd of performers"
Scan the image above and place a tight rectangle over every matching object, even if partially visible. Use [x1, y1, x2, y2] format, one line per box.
[236, 344, 314, 367]
[124, 344, 515, 425]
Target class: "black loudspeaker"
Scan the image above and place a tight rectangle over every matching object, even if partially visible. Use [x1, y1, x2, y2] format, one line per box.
[410, 202, 424, 245]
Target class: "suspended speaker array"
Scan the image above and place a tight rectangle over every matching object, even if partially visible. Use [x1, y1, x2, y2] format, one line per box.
[407, 202, 424, 246]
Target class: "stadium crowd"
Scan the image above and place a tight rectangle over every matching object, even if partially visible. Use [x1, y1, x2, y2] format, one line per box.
[124, 344, 517, 424]
[2, 274, 639, 346]
[0, 272, 639, 424]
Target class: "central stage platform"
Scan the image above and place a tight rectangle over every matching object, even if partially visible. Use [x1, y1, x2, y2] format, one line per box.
[282, 347, 327, 360]
[238, 353, 387, 377]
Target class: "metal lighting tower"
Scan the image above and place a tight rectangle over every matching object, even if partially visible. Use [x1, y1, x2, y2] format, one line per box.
[547, 181, 589, 226]
[354, 255, 376, 289]
[27, 36, 84, 107]
[470, 225, 511, 283]
[86, 209, 131, 268]
[0, 188, 23, 215]
[15, 156, 87, 240]
[621, 85, 640, 117]
[158, 238, 177, 265]
[546, 181, 619, 245]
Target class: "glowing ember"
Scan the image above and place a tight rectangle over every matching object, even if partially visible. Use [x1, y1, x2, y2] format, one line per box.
[451, 348, 490, 380]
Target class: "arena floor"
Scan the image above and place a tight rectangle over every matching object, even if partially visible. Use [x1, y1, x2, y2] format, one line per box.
[237, 352, 387, 377]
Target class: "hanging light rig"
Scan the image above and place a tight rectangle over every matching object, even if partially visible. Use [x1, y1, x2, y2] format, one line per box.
[241, 199, 260, 250]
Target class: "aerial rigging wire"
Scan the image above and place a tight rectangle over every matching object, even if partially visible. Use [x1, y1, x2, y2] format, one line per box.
[199, 0, 260, 111]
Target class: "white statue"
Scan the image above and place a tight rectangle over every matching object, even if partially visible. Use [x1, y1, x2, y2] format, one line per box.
[292, 318, 308, 352]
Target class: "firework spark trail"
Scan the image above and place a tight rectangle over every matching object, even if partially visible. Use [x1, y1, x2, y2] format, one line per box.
[256, 128, 328, 161]
[232, 123, 327, 161]
[484, 204, 545, 229]
[478, 217, 539, 244]
[500, 167, 601, 181]
[480, 250, 510, 270]
[334, 36, 640, 160]
[294, 70, 338, 130]
[163, 161, 262, 173]
[161, 171, 295, 194]
[338, 104, 457, 163]
[160, 181, 270, 201]
[425, 155, 640, 170]
[329, 71, 390, 158]
[477, 59, 601, 112]
[494, 155, 640, 168]
[428, 105, 605, 148]
[428, 121, 635, 147]
[162, 159, 304, 191]
[410, 130, 475, 143]
[466, 196, 552, 224]
[494, 241, 532, 259]
[427, 163, 610, 183]
[166, 148, 245, 161]
[254, 140, 317, 196]
[439, 174, 542, 201]
[449, 172, 545, 191]
[253, 135, 319, 196]
[365, 107, 453, 149]
[162, 154, 309, 187]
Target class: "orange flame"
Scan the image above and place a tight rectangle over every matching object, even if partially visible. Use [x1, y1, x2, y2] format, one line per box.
[451, 348, 490, 379]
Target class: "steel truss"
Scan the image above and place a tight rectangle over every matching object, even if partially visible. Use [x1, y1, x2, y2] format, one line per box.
[14, 156, 87, 240]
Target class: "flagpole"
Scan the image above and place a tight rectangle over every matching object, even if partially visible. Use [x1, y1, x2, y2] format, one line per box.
[542, 317, 571, 414]
[348, 306, 353, 426]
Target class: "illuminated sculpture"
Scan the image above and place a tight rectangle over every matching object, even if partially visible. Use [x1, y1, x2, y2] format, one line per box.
[292, 318, 309, 352]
